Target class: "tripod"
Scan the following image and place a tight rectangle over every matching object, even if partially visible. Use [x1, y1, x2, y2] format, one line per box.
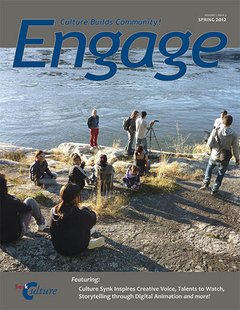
[147, 126, 161, 154]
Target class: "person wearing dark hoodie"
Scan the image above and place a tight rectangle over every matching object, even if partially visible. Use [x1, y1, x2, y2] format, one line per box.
[0, 174, 46, 244]
[50, 183, 105, 256]
[30, 150, 57, 186]
[200, 115, 239, 195]
[68, 153, 88, 190]
[95, 154, 114, 195]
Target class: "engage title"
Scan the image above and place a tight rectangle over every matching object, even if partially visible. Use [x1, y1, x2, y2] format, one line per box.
[13, 20, 228, 81]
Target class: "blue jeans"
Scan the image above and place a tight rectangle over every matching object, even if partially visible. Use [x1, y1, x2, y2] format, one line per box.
[136, 137, 148, 155]
[203, 158, 229, 191]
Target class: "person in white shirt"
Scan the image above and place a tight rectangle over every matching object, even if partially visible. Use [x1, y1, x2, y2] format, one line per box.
[214, 110, 227, 129]
[135, 111, 154, 154]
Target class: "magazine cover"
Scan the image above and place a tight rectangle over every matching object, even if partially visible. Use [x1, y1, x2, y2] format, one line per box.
[0, 0, 239, 309]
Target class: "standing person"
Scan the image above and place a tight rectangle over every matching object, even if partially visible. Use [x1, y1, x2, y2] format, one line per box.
[200, 115, 239, 195]
[68, 153, 88, 190]
[0, 174, 46, 244]
[214, 110, 228, 129]
[135, 111, 154, 155]
[29, 150, 57, 186]
[124, 110, 139, 155]
[50, 183, 105, 256]
[87, 108, 99, 149]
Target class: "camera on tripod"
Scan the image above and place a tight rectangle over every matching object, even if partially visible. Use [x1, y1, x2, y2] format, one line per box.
[150, 119, 159, 126]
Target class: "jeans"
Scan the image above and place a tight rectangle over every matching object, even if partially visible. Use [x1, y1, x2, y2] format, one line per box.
[203, 158, 229, 191]
[20, 198, 45, 234]
[136, 137, 148, 155]
[125, 131, 135, 154]
[39, 172, 58, 185]
[90, 128, 99, 147]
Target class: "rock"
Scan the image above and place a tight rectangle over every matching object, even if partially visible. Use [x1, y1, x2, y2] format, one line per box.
[0, 159, 20, 166]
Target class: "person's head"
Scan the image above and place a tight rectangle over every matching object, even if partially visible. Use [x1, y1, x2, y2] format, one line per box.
[141, 111, 147, 119]
[135, 145, 144, 156]
[92, 109, 97, 117]
[221, 110, 228, 119]
[55, 183, 81, 216]
[71, 153, 81, 166]
[0, 174, 8, 197]
[130, 110, 139, 119]
[130, 165, 139, 175]
[222, 115, 233, 127]
[35, 150, 45, 163]
[99, 154, 108, 167]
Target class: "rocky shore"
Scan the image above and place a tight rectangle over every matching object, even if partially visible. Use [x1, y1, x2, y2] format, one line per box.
[0, 142, 239, 272]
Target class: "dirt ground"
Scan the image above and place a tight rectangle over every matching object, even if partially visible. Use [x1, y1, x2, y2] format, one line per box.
[0, 147, 239, 272]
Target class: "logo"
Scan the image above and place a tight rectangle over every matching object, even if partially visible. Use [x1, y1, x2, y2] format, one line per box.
[16, 282, 58, 300]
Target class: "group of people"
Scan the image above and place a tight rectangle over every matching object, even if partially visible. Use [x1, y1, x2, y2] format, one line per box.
[0, 174, 105, 255]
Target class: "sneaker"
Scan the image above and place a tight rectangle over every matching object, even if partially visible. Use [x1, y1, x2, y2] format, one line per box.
[88, 237, 105, 250]
[200, 184, 209, 190]
[38, 222, 47, 231]
[211, 190, 218, 196]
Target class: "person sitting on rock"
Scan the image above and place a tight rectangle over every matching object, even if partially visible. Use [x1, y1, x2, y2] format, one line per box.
[68, 153, 88, 190]
[30, 150, 57, 186]
[50, 183, 105, 256]
[0, 174, 46, 244]
[123, 165, 141, 190]
[134, 145, 150, 176]
[95, 154, 114, 195]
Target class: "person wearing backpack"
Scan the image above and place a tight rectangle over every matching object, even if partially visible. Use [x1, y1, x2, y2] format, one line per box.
[200, 115, 239, 195]
[30, 150, 57, 186]
[123, 110, 139, 155]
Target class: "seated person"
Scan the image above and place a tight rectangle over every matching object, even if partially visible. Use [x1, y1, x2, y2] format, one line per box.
[95, 154, 114, 195]
[50, 183, 105, 256]
[134, 145, 150, 176]
[30, 150, 57, 186]
[123, 165, 141, 190]
[68, 153, 88, 190]
[0, 174, 46, 244]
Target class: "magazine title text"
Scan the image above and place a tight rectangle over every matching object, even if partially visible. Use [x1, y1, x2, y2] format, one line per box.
[13, 20, 228, 81]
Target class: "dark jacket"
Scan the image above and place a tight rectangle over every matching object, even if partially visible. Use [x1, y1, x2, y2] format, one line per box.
[68, 165, 87, 190]
[30, 160, 53, 182]
[87, 115, 99, 129]
[0, 194, 31, 244]
[50, 205, 96, 256]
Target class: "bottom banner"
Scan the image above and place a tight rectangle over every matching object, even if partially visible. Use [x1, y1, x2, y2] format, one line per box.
[0, 272, 239, 310]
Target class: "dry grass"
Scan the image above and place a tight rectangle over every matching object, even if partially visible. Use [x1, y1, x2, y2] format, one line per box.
[141, 175, 180, 194]
[112, 139, 121, 149]
[84, 191, 129, 217]
[1, 151, 26, 162]
[192, 143, 209, 154]
[157, 160, 203, 181]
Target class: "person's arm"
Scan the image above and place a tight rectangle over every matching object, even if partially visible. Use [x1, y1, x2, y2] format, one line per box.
[232, 134, 240, 165]
[45, 161, 54, 177]
[96, 115, 99, 127]
[82, 207, 97, 228]
[207, 129, 217, 149]
[31, 162, 40, 184]
[87, 117, 92, 129]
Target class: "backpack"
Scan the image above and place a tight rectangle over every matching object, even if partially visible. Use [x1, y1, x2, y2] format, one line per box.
[123, 117, 130, 131]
